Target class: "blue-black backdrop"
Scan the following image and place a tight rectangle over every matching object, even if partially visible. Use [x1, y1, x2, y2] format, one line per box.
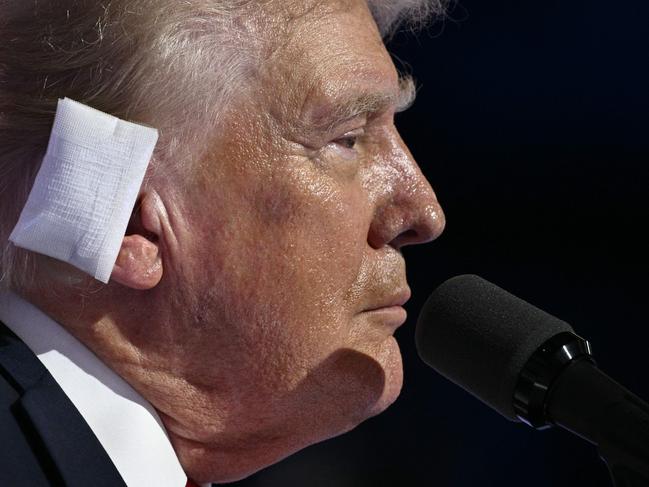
[232, 0, 649, 485]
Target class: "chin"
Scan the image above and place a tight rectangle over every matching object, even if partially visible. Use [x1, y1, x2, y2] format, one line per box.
[366, 335, 404, 417]
[178, 339, 405, 484]
[309, 338, 403, 451]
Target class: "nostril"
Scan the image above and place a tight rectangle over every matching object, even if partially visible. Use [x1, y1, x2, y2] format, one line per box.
[390, 205, 445, 249]
[391, 229, 420, 249]
[400, 229, 418, 241]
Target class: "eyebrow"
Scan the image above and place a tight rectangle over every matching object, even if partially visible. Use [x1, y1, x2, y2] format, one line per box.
[311, 75, 417, 133]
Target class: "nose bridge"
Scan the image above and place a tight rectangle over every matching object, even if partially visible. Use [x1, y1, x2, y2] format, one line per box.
[367, 129, 445, 249]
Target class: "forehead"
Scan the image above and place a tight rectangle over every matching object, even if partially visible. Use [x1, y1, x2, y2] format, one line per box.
[258, 0, 400, 119]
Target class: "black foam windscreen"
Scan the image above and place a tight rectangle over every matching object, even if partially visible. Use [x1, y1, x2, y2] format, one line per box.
[415, 275, 573, 420]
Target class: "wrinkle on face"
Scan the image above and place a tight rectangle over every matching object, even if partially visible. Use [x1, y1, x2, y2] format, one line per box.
[18, 1, 444, 484]
[97, 0, 445, 482]
[259, 1, 402, 147]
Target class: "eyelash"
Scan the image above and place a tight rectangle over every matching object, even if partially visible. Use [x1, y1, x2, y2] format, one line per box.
[333, 129, 365, 151]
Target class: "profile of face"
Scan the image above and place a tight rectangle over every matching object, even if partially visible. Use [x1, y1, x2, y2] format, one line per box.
[102, 0, 445, 483]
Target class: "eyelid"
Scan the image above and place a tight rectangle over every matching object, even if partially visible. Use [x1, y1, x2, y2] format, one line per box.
[337, 127, 365, 139]
[322, 128, 364, 160]
[324, 112, 368, 137]
[299, 121, 367, 156]
[332, 127, 365, 147]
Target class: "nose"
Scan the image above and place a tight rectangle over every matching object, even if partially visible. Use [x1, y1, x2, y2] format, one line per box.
[366, 133, 446, 250]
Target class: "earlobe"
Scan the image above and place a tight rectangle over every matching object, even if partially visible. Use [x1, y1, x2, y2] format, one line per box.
[110, 192, 165, 290]
[111, 234, 163, 289]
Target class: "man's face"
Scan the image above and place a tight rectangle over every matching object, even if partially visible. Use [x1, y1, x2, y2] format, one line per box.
[158, 0, 444, 481]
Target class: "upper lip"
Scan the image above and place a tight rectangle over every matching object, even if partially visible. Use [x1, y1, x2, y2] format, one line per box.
[363, 287, 411, 312]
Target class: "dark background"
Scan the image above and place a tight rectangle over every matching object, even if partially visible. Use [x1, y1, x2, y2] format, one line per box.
[233, 0, 649, 485]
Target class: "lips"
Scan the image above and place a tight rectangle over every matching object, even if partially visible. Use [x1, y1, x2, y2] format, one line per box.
[363, 287, 411, 312]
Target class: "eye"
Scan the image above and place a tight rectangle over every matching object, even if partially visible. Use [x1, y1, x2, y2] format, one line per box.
[336, 134, 359, 149]
[333, 128, 364, 151]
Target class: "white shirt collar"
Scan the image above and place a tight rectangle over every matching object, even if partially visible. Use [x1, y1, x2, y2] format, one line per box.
[0, 290, 188, 487]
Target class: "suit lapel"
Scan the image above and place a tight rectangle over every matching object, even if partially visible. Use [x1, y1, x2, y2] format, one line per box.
[0, 321, 127, 487]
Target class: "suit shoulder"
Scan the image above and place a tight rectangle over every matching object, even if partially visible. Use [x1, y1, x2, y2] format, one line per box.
[0, 373, 51, 486]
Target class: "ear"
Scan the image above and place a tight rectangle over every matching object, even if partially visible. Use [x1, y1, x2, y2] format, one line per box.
[110, 192, 165, 290]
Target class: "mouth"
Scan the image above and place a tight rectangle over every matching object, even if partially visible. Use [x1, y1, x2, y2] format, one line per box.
[362, 288, 411, 330]
[363, 288, 411, 312]
[363, 305, 408, 329]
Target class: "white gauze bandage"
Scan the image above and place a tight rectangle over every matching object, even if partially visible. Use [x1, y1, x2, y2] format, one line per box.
[9, 98, 159, 283]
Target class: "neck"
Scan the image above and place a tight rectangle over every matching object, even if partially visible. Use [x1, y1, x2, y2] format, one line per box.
[15, 285, 282, 483]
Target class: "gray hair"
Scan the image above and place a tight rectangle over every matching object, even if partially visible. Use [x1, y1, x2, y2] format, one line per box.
[0, 0, 446, 291]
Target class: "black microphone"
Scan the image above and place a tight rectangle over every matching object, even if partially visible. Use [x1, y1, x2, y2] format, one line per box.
[415, 275, 649, 486]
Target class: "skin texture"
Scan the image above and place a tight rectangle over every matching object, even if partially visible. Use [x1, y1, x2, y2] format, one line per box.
[23, 0, 445, 483]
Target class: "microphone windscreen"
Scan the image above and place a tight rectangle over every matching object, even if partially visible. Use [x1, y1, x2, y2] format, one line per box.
[415, 275, 573, 420]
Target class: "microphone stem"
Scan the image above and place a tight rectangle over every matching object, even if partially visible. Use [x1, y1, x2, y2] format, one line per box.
[546, 359, 649, 486]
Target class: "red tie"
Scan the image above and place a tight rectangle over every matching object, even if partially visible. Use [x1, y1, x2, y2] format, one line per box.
[186, 480, 200, 487]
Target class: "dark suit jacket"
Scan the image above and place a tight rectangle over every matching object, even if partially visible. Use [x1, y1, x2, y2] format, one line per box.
[0, 320, 127, 486]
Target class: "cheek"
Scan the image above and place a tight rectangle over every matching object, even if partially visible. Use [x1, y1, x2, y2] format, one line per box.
[269, 194, 368, 348]
[252, 164, 370, 311]
[185, 166, 371, 370]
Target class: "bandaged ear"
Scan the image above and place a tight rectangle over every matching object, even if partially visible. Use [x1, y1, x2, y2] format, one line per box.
[9, 98, 159, 283]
